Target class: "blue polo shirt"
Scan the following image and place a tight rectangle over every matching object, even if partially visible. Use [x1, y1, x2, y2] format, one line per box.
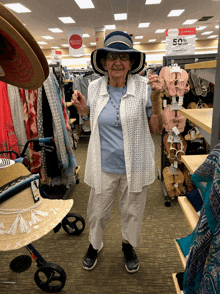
[87, 84, 152, 173]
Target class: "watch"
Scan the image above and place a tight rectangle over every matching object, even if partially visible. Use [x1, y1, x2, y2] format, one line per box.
[82, 115, 90, 121]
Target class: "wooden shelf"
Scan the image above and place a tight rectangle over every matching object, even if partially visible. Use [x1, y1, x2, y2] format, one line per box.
[180, 109, 212, 134]
[178, 197, 199, 231]
[174, 240, 186, 269]
[185, 60, 217, 70]
[172, 273, 182, 294]
[181, 154, 208, 174]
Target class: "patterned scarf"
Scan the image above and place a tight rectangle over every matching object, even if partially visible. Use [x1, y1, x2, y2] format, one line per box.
[183, 140, 220, 293]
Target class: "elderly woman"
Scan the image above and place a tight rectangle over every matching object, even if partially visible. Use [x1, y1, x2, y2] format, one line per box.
[72, 31, 164, 273]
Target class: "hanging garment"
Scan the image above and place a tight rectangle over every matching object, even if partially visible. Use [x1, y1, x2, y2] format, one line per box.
[183, 140, 220, 294]
[0, 81, 20, 159]
[19, 88, 41, 173]
[7, 84, 28, 155]
[43, 73, 78, 187]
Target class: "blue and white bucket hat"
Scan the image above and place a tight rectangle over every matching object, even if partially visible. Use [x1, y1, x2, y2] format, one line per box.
[91, 31, 146, 75]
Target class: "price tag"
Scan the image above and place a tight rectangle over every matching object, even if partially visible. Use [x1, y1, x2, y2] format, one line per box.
[173, 183, 179, 188]
[172, 126, 180, 135]
[163, 99, 167, 108]
[174, 161, 178, 168]
[31, 179, 40, 203]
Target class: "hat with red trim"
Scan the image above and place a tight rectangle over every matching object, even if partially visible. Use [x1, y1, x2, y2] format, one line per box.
[0, 3, 49, 90]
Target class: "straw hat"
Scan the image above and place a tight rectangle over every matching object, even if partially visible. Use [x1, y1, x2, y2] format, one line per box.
[0, 3, 49, 90]
[0, 163, 73, 251]
[91, 31, 145, 75]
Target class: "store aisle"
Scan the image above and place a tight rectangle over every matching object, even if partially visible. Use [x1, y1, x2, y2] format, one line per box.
[0, 134, 191, 294]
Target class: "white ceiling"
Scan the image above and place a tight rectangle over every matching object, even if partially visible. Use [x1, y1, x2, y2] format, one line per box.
[1, 0, 220, 49]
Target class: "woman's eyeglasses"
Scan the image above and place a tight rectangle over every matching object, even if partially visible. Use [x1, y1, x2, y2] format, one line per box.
[107, 53, 130, 61]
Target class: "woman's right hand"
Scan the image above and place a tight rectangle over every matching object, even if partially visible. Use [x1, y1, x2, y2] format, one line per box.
[71, 90, 89, 117]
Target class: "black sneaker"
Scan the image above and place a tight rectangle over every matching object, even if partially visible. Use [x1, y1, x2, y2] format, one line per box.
[83, 242, 103, 270]
[122, 242, 139, 273]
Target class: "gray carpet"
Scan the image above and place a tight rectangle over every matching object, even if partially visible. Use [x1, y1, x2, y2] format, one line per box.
[0, 134, 191, 294]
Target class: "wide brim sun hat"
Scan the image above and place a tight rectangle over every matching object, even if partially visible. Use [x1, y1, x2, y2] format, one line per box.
[0, 3, 49, 90]
[91, 31, 146, 75]
[0, 163, 73, 251]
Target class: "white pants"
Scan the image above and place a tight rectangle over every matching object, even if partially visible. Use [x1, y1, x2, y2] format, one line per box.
[87, 171, 148, 250]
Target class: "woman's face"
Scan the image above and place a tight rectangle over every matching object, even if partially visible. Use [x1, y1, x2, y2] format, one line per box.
[103, 52, 133, 80]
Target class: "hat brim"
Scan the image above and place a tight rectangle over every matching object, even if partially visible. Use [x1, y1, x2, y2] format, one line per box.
[0, 3, 49, 81]
[91, 47, 145, 76]
[0, 193, 73, 251]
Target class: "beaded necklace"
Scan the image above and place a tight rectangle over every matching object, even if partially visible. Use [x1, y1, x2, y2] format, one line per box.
[108, 86, 126, 127]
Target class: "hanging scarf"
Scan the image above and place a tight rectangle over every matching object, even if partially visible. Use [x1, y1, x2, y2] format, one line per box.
[183, 140, 220, 293]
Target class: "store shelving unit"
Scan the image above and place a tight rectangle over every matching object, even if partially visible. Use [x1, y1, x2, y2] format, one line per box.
[172, 50, 220, 293]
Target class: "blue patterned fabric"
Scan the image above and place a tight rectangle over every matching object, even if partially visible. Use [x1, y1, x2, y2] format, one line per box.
[183, 140, 220, 294]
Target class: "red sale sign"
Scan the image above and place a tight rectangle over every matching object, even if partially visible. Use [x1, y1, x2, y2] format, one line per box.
[68, 28, 84, 56]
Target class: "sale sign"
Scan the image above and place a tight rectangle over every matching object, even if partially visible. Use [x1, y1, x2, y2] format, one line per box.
[166, 28, 196, 56]
[68, 28, 84, 56]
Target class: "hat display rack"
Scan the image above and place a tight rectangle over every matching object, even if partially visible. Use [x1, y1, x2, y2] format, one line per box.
[157, 61, 212, 207]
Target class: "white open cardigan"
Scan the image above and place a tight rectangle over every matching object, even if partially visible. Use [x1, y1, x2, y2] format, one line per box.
[84, 74, 155, 194]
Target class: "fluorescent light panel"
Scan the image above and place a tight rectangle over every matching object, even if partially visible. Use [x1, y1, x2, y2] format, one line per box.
[134, 42, 140, 44]
[183, 19, 197, 25]
[51, 47, 60, 49]
[4, 3, 31, 13]
[196, 26, 207, 30]
[61, 44, 69, 47]
[168, 9, 185, 17]
[42, 36, 54, 39]
[74, 0, 94, 9]
[49, 28, 63, 33]
[37, 42, 48, 44]
[145, 0, 162, 4]
[105, 25, 116, 29]
[135, 36, 143, 39]
[83, 34, 90, 37]
[207, 35, 218, 38]
[149, 39, 156, 42]
[59, 17, 75, 23]
[114, 13, 127, 20]
[155, 29, 166, 33]
[215, 25, 219, 29]
[138, 23, 150, 28]
[90, 42, 96, 45]
[201, 31, 213, 35]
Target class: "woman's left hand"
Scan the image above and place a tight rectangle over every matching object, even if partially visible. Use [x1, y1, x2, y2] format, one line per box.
[147, 74, 165, 93]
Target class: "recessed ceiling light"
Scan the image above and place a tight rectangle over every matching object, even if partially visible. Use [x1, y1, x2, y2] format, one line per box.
[42, 36, 54, 39]
[215, 25, 219, 29]
[37, 42, 48, 45]
[168, 9, 185, 17]
[83, 34, 90, 37]
[149, 39, 156, 42]
[155, 29, 166, 33]
[4, 3, 31, 13]
[207, 35, 218, 38]
[183, 19, 198, 25]
[196, 26, 207, 30]
[90, 42, 96, 45]
[114, 13, 127, 20]
[161, 40, 166, 43]
[135, 36, 143, 39]
[49, 28, 63, 33]
[145, 0, 162, 4]
[138, 23, 150, 28]
[201, 31, 213, 35]
[61, 44, 69, 47]
[58, 17, 75, 23]
[51, 47, 60, 49]
[74, 0, 95, 9]
[105, 25, 116, 30]
[83, 45, 86, 47]
[134, 42, 140, 44]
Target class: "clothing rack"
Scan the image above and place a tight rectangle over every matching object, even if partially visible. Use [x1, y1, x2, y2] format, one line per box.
[158, 54, 217, 207]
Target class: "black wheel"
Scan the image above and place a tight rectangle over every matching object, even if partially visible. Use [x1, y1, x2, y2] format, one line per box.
[34, 263, 66, 293]
[10, 255, 32, 273]
[61, 213, 85, 235]
[164, 200, 171, 207]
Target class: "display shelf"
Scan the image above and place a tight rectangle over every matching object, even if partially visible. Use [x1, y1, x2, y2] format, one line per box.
[178, 197, 199, 231]
[172, 273, 182, 294]
[174, 240, 186, 269]
[180, 109, 212, 134]
[181, 155, 208, 174]
[185, 60, 216, 70]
